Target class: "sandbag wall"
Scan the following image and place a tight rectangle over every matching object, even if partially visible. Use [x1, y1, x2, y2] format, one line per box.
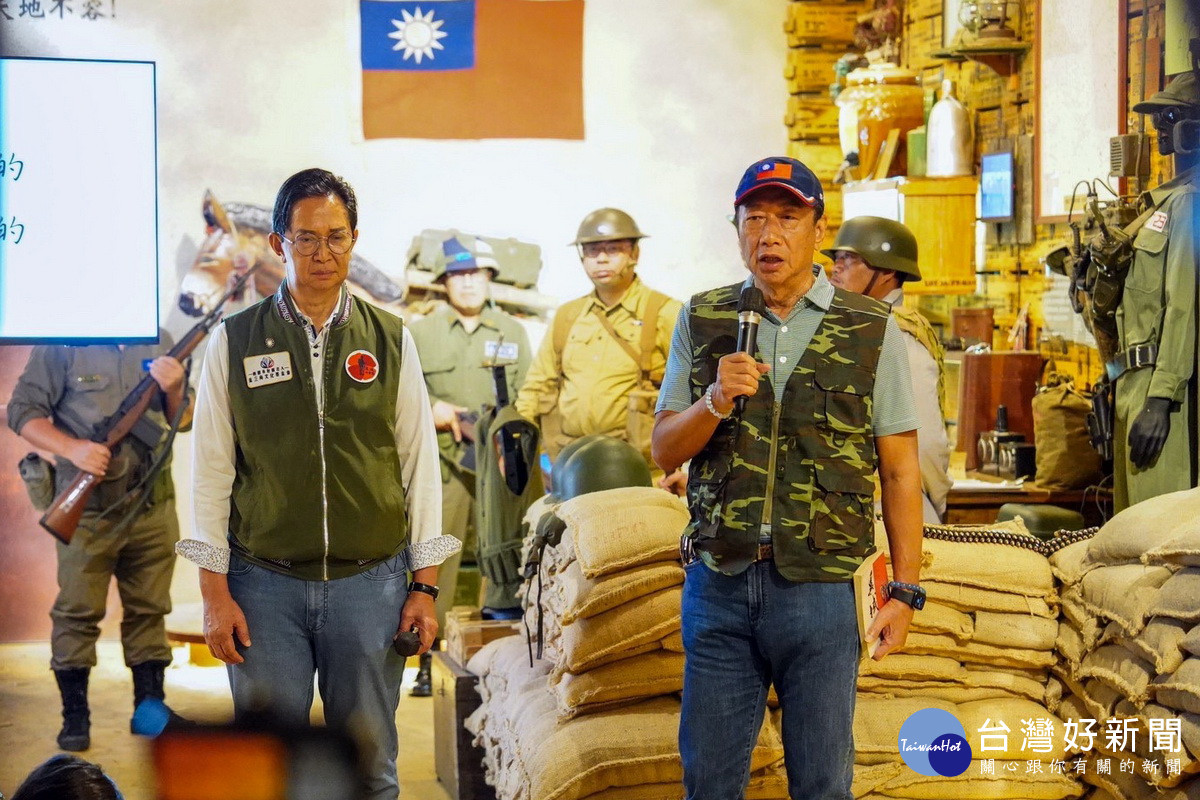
[465, 487, 790, 800]
[1048, 486, 1200, 799]
[855, 520, 1082, 800]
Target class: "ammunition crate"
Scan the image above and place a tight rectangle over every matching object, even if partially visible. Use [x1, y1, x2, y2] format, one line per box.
[784, 45, 847, 95]
[432, 650, 495, 800]
[445, 611, 521, 665]
[784, 2, 860, 47]
[786, 93, 842, 142]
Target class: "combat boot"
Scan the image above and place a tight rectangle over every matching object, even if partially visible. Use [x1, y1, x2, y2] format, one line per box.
[53, 667, 91, 751]
[410, 651, 433, 697]
[130, 659, 190, 736]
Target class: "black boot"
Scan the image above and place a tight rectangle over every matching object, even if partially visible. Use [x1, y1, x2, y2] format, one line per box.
[410, 651, 433, 697]
[54, 667, 91, 751]
[130, 660, 189, 736]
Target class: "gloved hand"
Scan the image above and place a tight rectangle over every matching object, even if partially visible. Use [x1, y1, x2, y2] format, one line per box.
[1128, 397, 1172, 468]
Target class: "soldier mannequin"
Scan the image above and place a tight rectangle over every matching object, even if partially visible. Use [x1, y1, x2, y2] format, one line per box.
[1113, 72, 1199, 508]
[514, 208, 684, 491]
[408, 236, 530, 694]
[826, 216, 952, 522]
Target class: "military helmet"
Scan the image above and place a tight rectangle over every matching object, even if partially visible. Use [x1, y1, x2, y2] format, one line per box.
[551, 436, 652, 502]
[548, 434, 605, 500]
[820, 215, 920, 281]
[1133, 72, 1199, 114]
[570, 208, 648, 246]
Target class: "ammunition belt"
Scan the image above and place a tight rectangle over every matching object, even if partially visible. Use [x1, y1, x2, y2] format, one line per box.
[921, 523, 1101, 557]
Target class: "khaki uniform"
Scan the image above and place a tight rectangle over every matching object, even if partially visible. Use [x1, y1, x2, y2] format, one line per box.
[514, 277, 681, 457]
[409, 304, 530, 623]
[1114, 167, 1199, 509]
[7, 337, 179, 670]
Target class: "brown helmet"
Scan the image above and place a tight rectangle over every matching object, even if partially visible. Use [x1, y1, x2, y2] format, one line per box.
[570, 208, 648, 246]
[820, 215, 920, 281]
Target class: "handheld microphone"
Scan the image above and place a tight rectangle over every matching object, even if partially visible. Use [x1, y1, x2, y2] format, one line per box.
[734, 286, 765, 414]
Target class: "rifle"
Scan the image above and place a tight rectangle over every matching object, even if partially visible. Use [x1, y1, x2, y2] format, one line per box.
[40, 266, 258, 544]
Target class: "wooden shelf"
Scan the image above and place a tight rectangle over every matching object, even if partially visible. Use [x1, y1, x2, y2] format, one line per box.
[934, 39, 1031, 77]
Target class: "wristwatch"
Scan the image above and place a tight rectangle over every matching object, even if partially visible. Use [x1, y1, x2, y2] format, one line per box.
[885, 581, 926, 610]
[408, 581, 440, 600]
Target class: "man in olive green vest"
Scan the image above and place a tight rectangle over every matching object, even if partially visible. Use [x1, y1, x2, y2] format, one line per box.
[653, 157, 924, 800]
[1112, 72, 1199, 509]
[179, 168, 456, 800]
[825, 215, 953, 522]
[408, 235, 531, 694]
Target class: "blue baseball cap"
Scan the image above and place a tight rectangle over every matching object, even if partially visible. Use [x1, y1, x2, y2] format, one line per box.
[735, 157, 825, 217]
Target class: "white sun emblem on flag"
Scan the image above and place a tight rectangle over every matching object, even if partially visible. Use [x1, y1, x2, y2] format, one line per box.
[388, 7, 449, 64]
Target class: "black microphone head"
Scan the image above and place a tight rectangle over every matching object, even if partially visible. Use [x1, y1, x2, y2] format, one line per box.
[737, 286, 765, 315]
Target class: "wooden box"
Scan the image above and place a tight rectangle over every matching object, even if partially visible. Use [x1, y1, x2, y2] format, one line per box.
[445, 614, 520, 665]
[784, 45, 846, 94]
[432, 650, 496, 800]
[784, 3, 859, 47]
[786, 93, 841, 142]
[955, 351, 1046, 470]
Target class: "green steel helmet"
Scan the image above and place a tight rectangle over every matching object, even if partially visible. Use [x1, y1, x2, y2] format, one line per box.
[548, 434, 607, 500]
[552, 436, 652, 501]
[570, 208, 648, 246]
[820, 215, 921, 281]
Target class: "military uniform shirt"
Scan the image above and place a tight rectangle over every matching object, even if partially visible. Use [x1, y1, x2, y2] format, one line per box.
[409, 304, 532, 413]
[515, 277, 682, 440]
[657, 269, 919, 437]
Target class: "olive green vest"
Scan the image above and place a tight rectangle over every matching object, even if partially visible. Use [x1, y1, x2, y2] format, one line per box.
[685, 282, 888, 583]
[224, 286, 408, 580]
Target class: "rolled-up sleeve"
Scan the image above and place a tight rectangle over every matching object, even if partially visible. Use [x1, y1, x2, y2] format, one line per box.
[177, 323, 236, 574]
[7, 346, 67, 436]
[397, 327, 458, 570]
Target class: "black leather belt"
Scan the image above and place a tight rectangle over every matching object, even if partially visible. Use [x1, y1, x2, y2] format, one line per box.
[1106, 343, 1158, 381]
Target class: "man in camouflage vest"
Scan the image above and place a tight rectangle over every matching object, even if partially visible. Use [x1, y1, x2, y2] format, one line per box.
[653, 157, 925, 800]
[826, 215, 952, 522]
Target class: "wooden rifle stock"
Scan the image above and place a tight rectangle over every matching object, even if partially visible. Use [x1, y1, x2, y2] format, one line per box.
[39, 268, 256, 544]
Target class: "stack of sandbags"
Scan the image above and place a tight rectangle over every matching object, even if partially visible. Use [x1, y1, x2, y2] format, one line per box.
[520, 487, 688, 718]
[854, 521, 1082, 800]
[861, 520, 1059, 706]
[1049, 487, 1200, 797]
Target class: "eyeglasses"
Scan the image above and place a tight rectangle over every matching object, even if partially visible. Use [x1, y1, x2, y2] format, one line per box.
[580, 241, 633, 258]
[281, 231, 354, 256]
[740, 211, 806, 233]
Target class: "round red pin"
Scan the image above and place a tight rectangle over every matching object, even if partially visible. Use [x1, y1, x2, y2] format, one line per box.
[345, 350, 379, 383]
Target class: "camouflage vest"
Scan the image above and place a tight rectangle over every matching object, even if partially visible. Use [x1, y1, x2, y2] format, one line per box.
[685, 281, 888, 583]
[891, 305, 946, 420]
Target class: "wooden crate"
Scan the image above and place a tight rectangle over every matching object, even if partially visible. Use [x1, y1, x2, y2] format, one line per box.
[787, 140, 846, 185]
[786, 93, 841, 142]
[432, 651, 496, 800]
[784, 2, 860, 47]
[903, 14, 943, 71]
[445, 614, 520, 665]
[906, 0, 943, 21]
[784, 45, 846, 94]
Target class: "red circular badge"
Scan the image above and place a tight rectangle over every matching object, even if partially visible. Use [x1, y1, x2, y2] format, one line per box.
[345, 350, 379, 383]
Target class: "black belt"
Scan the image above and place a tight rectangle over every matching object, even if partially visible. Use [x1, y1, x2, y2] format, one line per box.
[1106, 343, 1157, 381]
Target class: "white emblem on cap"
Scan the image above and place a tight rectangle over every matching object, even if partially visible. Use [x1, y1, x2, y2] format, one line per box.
[881, 242, 892, 252]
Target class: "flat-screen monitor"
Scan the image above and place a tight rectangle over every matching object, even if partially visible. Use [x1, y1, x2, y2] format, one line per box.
[0, 56, 159, 343]
[980, 150, 1015, 223]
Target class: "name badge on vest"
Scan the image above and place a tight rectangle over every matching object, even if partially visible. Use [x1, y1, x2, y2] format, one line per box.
[346, 350, 380, 384]
[244, 352, 293, 388]
[484, 341, 519, 361]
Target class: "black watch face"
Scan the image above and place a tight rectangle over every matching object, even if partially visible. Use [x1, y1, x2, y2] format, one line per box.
[912, 591, 926, 610]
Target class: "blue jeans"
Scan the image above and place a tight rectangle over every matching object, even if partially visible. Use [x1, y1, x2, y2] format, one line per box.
[227, 551, 409, 800]
[680, 559, 859, 800]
